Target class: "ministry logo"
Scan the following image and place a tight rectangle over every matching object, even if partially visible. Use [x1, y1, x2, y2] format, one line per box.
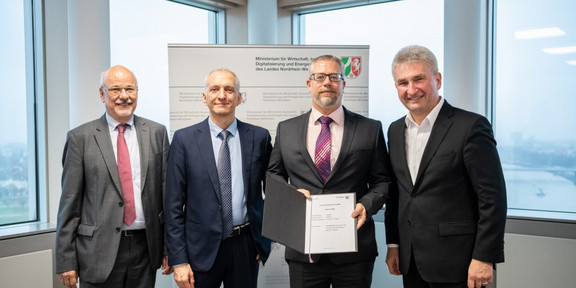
[342, 57, 361, 79]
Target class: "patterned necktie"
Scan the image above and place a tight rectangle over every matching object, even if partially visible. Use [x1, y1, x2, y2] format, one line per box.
[315, 116, 333, 183]
[117, 124, 136, 225]
[217, 130, 234, 238]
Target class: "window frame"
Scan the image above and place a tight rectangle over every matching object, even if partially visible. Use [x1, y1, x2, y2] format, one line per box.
[168, 0, 226, 43]
[490, 0, 576, 226]
[0, 0, 43, 228]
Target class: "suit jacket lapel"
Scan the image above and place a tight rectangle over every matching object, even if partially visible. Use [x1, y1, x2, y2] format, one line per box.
[414, 102, 454, 188]
[330, 108, 356, 182]
[196, 118, 222, 202]
[391, 119, 414, 192]
[298, 111, 323, 182]
[237, 120, 252, 196]
[94, 114, 123, 197]
[134, 115, 150, 194]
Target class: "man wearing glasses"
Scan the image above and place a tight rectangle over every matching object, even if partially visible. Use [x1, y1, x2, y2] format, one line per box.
[56, 65, 172, 288]
[267, 55, 393, 288]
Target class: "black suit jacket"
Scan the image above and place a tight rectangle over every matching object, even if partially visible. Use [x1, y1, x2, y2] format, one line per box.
[268, 107, 393, 264]
[165, 118, 272, 271]
[385, 101, 507, 283]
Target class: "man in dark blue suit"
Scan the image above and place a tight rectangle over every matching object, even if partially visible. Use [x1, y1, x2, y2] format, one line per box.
[165, 69, 272, 288]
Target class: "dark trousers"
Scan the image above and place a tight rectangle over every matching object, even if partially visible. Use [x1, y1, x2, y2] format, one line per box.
[288, 257, 374, 288]
[81, 230, 155, 288]
[194, 228, 259, 288]
[403, 252, 467, 288]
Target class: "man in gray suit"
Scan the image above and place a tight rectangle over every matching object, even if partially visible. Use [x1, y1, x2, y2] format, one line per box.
[56, 65, 171, 288]
[267, 55, 393, 288]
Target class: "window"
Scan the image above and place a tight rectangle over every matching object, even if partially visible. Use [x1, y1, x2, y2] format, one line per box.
[0, 0, 38, 226]
[109, 0, 216, 125]
[494, 0, 576, 221]
[297, 0, 444, 128]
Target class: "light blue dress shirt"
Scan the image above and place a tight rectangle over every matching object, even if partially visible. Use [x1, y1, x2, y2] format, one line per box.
[208, 118, 248, 226]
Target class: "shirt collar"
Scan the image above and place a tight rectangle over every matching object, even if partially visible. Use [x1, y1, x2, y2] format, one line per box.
[404, 97, 444, 128]
[105, 113, 135, 131]
[208, 117, 238, 138]
[310, 105, 345, 126]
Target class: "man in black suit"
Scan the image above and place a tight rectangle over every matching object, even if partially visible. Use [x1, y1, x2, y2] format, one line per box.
[267, 55, 393, 288]
[384, 45, 507, 288]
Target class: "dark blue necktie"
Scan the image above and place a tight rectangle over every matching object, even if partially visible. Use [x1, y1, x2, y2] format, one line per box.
[217, 130, 233, 238]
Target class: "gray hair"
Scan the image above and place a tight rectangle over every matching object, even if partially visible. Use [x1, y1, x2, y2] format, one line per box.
[391, 45, 439, 75]
[204, 68, 241, 91]
[308, 55, 344, 74]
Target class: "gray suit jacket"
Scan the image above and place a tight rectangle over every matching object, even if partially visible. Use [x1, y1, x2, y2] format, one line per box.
[385, 101, 507, 283]
[55, 114, 169, 283]
[267, 107, 393, 264]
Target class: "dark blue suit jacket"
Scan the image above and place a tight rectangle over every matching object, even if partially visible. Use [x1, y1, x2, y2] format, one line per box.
[165, 118, 272, 271]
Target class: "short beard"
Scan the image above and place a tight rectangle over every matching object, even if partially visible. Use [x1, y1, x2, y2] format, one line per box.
[313, 95, 338, 108]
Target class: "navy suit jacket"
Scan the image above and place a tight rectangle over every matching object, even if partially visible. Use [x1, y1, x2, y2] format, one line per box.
[267, 107, 393, 264]
[385, 101, 507, 283]
[165, 118, 272, 271]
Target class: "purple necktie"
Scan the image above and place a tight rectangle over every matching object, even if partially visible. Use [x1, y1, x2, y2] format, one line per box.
[117, 124, 136, 225]
[217, 130, 234, 238]
[315, 116, 333, 183]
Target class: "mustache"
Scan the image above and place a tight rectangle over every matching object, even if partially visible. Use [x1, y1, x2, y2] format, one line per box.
[115, 99, 133, 104]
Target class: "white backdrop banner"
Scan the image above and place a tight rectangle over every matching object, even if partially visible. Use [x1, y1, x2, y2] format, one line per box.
[168, 44, 369, 141]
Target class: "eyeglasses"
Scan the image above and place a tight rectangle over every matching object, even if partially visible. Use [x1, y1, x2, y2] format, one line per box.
[309, 73, 344, 82]
[103, 87, 138, 96]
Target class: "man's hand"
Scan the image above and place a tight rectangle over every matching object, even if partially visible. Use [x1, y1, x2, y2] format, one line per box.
[467, 259, 493, 288]
[161, 255, 173, 275]
[58, 270, 78, 288]
[351, 203, 367, 230]
[385, 247, 401, 275]
[297, 188, 311, 199]
[174, 264, 195, 288]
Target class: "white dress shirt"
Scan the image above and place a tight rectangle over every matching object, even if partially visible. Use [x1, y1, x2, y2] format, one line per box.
[105, 113, 145, 230]
[404, 97, 444, 184]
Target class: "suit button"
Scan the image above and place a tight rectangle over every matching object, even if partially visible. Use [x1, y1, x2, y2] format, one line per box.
[116, 227, 121, 232]
[408, 220, 412, 226]
[119, 202, 124, 207]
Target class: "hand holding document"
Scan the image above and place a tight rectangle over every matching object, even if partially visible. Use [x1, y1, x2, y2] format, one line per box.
[263, 175, 357, 254]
